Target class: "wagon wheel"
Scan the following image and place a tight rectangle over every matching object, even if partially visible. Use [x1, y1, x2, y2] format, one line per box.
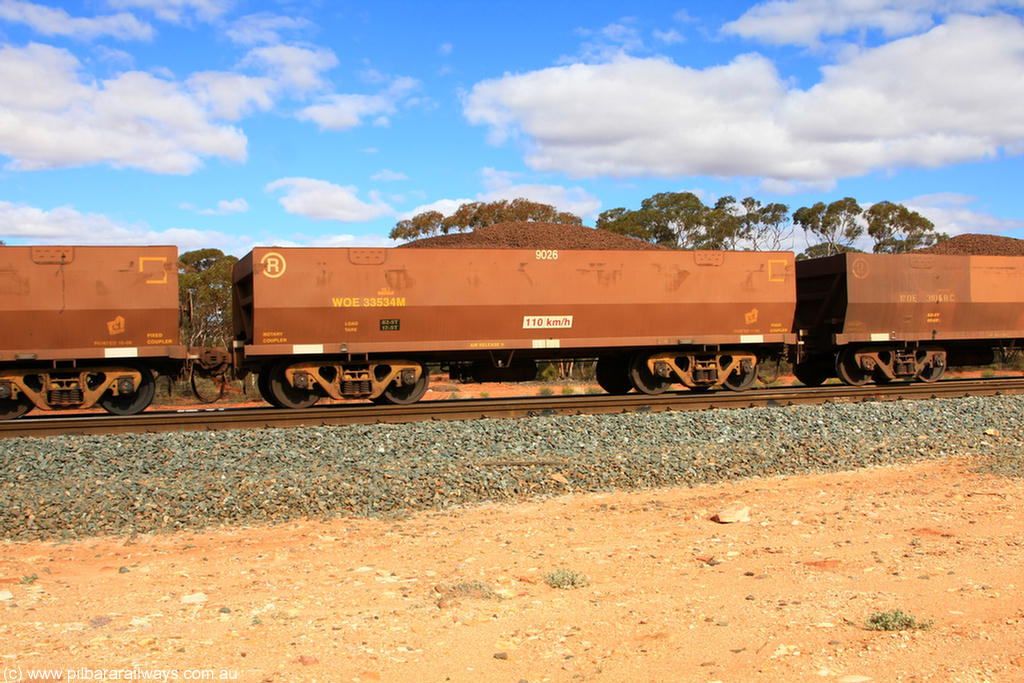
[835, 349, 871, 386]
[257, 368, 284, 408]
[372, 364, 429, 405]
[916, 362, 945, 383]
[722, 359, 758, 392]
[99, 365, 156, 416]
[629, 354, 671, 395]
[793, 362, 828, 387]
[267, 360, 320, 409]
[595, 357, 633, 395]
[0, 395, 33, 421]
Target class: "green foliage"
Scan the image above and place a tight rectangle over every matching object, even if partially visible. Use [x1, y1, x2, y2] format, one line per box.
[866, 201, 947, 253]
[538, 363, 560, 382]
[389, 198, 581, 241]
[597, 191, 711, 248]
[443, 581, 498, 600]
[740, 197, 792, 251]
[179, 248, 238, 347]
[597, 192, 791, 251]
[538, 386, 554, 396]
[794, 197, 865, 258]
[796, 242, 862, 261]
[544, 568, 589, 589]
[390, 210, 444, 241]
[865, 609, 933, 631]
[560, 385, 575, 395]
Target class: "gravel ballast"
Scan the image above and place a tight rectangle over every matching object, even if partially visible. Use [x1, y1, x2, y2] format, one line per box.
[2, 395, 1022, 541]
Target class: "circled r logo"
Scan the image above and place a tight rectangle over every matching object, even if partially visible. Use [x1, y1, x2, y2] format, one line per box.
[261, 252, 287, 278]
[851, 257, 870, 279]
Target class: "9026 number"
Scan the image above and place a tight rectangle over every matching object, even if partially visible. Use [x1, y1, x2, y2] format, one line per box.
[535, 249, 558, 260]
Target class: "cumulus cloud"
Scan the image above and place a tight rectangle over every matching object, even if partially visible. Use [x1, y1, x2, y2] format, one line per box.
[107, 0, 231, 24]
[479, 167, 602, 218]
[722, 0, 1017, 47]
[371, 169, 408, 182]
[186, 71, 275, 120]
[196, 198, 249, 215]
[0, 200, 245, 252]
[226, 13, 314, 45]
[240, 44, 339, 95]
[464, 15, 1024, 185]
[265, 178, 394, 222]
[298, 76, 419, 130]
[399, 168, 601, 220]
[0, 0, 153, 40]
[906, 193, 1024, 237]
[563, 19, 647, 63]
[0, 43, 246, 173]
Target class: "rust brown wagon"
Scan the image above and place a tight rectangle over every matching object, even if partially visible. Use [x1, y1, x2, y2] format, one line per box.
[0, 245, 185, 419]
[792, 252, 1024, 385]
[233, 246, 797, 407]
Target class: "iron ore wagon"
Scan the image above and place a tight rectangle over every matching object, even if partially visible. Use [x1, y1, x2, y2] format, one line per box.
[232, 246, 798, 407]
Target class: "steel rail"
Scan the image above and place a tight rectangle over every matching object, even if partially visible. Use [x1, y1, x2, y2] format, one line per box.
[3, 377, 1024, 440]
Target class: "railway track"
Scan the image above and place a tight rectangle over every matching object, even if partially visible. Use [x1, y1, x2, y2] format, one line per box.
[3, 377, 1024, 440]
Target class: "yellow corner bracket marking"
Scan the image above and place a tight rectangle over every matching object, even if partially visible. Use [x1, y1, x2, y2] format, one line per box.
[768, 259, 788, 282]
[140, 256, 168, 284]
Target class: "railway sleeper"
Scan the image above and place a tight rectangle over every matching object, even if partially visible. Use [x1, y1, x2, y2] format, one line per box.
[275, 359, 428, 405]
[0, 366, 151, 418]
[635, 351, 759, 393]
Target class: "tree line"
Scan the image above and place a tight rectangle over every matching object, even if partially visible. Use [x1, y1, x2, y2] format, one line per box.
[391, 193, 947, 258]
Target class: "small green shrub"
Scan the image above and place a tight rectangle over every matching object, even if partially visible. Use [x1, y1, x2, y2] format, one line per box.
[539, 363, 560, 382]
[538, 386, 554, 396]
[865, 609, 933, 631]
[560, 385, 575, 395]
[439, 580, 498, 600]
[545, 568, 589, 589]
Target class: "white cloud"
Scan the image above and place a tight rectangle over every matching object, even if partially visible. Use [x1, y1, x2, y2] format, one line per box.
[186, 71, 275, 120]
[187, 46, 340, 121]
[464, 15, 1024, 184]
[0, 0, 153, 40]
[0, 200, 246, 252]
[226, 13, 313, 45]
[240, 45, 339, 95]
[480, 167, 602, 217]
[438, 42, 453, 56]
[107, 0, 231, 24]
[653, 28, 685, 45]
[196, 197, 249, 215]
[400, 168, 601, 220]
[722, 0, 1019, 47]
[397, 197, 474, 220]
[564, 19, 646, 63]
[0, 43, 246, 173]
[298, 76, 419, 130]
[906, 193, 1024, 237]
[371, 169, 408, 182]
[265, 177, 394, 222]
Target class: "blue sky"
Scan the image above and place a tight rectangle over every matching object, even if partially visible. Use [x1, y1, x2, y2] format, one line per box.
[1, 0, 1024, 255]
